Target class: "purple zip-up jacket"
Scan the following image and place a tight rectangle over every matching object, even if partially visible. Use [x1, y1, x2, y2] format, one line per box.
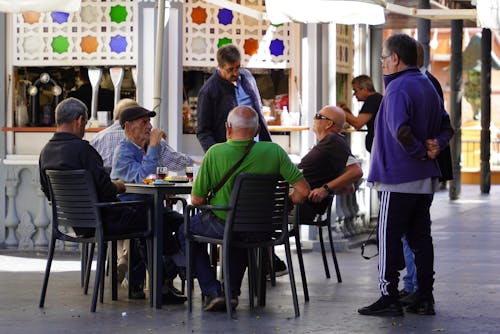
[368, 66, 454, 184]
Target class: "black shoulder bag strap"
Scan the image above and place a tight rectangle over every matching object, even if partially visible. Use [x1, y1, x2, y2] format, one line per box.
[206, 140, 256, 202]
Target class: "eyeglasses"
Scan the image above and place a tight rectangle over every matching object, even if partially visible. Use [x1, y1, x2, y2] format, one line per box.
[380, 53, 392, 63]
[314, 113, 333, 121]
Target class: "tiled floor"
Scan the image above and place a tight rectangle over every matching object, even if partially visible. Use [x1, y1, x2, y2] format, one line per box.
[1, 185, 499, 334]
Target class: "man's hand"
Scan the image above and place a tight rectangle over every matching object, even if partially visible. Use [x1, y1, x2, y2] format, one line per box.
[150, 128, 166, 147]
[425, 139, 441, 159]
[113, 179, 126, 194]
[308, 187, 329, 203]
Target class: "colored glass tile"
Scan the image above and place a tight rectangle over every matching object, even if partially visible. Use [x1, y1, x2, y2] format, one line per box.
[243, 38, 259, 56]
[191, 6, 207, 25]
[192, 37, 207, 55]
[51, 36, 70, 54]
[217, 37, 232, 49]
[80, 6, 99, 24]
[22, 12, 40, 24]
[110, 5, 128, 23]
[23, 36, 43, 54]
[81, 36, 99, 54]
[270, 39, 285, 56]
[217, 8, 233, 25]
[51, 12, 69, 24]
[110, 35, 127, 53]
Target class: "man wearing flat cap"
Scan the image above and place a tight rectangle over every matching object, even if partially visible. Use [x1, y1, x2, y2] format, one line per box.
[111, 105, 187, 305]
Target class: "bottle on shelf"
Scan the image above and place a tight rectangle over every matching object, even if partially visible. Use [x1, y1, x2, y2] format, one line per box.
[280, 105, 290, 126]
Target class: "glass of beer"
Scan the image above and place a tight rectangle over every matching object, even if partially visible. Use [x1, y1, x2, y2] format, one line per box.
[185, 166, 194, 182]
[156, 166, 168, 180]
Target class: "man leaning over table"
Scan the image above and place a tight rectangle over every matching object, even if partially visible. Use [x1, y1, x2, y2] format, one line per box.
[38, 97, 148, 300]
[177, 105, 311, 311]
[90, 98, 196, 287]
[197, 43, 287, 276]
[110, 106, 187, 305]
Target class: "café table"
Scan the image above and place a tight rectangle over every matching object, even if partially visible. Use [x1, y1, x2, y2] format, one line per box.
[124, 182, 192, 309]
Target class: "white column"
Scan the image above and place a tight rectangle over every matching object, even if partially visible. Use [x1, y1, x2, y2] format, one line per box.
[4, 168, 19, 249]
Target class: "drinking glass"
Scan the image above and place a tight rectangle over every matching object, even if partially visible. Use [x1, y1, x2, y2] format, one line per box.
[185, 166, 194, 181]
[156, 166, 168, 180]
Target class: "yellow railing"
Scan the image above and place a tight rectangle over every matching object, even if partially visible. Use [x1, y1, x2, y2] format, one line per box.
[461, 139, 500, 169]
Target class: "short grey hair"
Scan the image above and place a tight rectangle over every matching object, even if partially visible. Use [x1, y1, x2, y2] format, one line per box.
[216, 44, 241, 67]
[55, 97, 88, 126]
[227, 106, 258, 130]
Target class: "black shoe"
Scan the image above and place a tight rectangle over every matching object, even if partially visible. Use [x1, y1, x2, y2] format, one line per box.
[399, 291, 418, 306]
[398, 289, 410, 298]
[203, 292, 226, 312]
[168, 284, 184, 296]
[129, 289, 146, 300]
[230, 296, 238, 310]
[406, 298, 435, 315]
[358, 296, 404, 316]
[162, 290, 187, 305]
[274, 256, 288, 277]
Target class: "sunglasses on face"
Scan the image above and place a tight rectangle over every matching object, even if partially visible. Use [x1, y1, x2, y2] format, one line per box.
[314, 113, 333, 121]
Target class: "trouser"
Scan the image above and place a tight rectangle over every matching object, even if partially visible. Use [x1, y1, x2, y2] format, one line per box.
[178, 211, 247, 297]
[402, 235, 418, 292]
[377, 191, 435, 299]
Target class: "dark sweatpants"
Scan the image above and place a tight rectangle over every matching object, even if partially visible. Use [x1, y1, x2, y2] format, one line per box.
[377, 191, 435, 300]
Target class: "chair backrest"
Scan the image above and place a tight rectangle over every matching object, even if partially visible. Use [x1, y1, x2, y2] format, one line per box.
[225, 173, 289, 245]
[45, 169, 100, 233]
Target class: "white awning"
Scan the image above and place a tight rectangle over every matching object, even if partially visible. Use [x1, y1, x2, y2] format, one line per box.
[265, 0, 385, 25]
[0, 0, 81, 13]
[476, 0, 500, 30]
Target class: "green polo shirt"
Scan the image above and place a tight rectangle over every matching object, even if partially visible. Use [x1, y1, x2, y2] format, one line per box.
[192, 139, 303, 220]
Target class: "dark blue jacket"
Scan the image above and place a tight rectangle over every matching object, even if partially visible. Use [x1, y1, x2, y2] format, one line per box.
[196, 68, 272, 152]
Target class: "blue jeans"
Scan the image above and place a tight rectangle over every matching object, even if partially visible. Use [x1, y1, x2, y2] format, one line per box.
[402, 235, 418, 292]
[178, 211, 248, 297]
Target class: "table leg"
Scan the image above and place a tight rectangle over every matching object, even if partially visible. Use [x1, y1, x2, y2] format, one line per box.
[153, 193, 164, 308]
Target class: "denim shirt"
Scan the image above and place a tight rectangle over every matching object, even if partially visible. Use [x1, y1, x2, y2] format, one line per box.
[111, 139, 159, 201]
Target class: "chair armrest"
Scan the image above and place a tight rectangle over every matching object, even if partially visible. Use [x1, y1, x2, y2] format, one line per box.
[186, 204, 231, 212]
[94, 200, 148, 208]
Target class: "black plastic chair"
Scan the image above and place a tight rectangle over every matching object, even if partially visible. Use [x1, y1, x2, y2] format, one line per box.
[292, 196, 342, 302]
[184, 173, 299, 319]
[39, 169, 153, 312]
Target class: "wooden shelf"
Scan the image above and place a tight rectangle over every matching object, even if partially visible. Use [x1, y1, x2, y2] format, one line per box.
[2, 126, 106, 133]
[268, 125, 309, 132]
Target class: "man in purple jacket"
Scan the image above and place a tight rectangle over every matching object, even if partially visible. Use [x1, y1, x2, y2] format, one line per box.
[358, 34, 453, 317]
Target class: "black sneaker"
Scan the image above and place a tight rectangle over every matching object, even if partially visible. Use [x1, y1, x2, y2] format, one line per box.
[399, 291, 418, 306]
[274, 256, 288, 277]
[162, 289, 187, 305]
[129, 288, 146, 300]
[406, 298, 435, 315]
[358, 296, 404, 316]
[230, 296, 239, 310]
[203, 292, 226, 312]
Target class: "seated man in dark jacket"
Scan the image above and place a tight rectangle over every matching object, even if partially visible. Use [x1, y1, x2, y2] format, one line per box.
[39, 97, 148, 299]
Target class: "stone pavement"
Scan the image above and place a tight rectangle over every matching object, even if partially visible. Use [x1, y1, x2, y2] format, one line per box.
[1, 184, 499, 334]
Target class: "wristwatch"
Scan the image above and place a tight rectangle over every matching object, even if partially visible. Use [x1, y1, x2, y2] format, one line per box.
[322, 184, 334, 194]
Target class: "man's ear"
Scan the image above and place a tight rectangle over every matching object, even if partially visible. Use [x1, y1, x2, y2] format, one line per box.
[254, 125, 260, 137]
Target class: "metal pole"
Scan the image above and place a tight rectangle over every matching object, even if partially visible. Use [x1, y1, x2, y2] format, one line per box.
[152, 0, 165, 128]
[480, 28, 492, 194]
[449, 20, 463, 200]
[369, 25, 383, 93]
[417, 0, 431, 68]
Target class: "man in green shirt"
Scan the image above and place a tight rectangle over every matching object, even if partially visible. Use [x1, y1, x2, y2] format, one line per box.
[179, 105, 310, 312]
